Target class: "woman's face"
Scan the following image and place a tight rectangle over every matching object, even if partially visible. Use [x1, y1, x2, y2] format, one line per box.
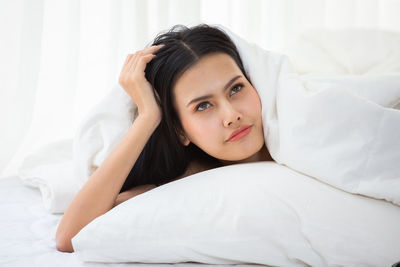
[173, 52, 265, 162]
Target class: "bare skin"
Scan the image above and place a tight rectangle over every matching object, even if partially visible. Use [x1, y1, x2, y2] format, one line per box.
[112, 145, 273, 208]
[112, 52, 276, 207]
[112, 159, 212, 208]
[55, 45, 164, 252]
[56, 47, 272, 253]
[173, 53, 266, 162]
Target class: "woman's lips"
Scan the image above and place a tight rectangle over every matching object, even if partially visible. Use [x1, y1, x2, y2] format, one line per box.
[226, 125, 252, 142]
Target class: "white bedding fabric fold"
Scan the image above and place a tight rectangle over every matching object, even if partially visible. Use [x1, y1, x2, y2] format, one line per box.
[224, 25, 400, 205]
[17, 25, 400, 213]
[18, 139, 79, 213]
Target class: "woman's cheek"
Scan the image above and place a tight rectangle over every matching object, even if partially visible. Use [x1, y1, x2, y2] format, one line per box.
[193, 115, 220, 141]
[182, 116, 205, 139]
[245, 89, 262, 115]
[234, 93, 253, 114]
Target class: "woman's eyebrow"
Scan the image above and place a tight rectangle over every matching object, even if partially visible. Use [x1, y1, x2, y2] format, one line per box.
[186, 75, 242, 107]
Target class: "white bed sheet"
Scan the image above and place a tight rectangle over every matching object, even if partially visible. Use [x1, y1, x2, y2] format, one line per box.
[0, 176, 268, 267]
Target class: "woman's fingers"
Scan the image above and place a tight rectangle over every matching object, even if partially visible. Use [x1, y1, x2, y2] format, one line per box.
[144, 44, 164, 54]
[118, 44, 164, 115]
[135, 53, 157, 74]
[121, 45, 162, 73]
[128, 52, 141, 73]
[128, 45, 163, 73]
[120, 54, 133, 73]
[129, 45, 163, 72]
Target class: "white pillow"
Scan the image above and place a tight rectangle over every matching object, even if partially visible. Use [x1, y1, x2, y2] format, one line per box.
[72, 162, 400, 266]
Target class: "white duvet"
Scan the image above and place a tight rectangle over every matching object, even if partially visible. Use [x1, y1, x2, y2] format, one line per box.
[226, 27, 400, 205]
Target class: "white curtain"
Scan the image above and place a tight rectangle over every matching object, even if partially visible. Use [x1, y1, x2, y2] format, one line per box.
[1, 0, 400, 178]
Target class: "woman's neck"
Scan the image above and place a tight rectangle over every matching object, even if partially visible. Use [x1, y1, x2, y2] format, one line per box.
[219, 144, 273, 166]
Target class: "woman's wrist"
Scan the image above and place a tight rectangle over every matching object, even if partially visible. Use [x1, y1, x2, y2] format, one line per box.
[137, 109, 162, 126]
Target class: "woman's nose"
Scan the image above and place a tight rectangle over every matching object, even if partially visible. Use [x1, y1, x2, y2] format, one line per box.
[222, 103, 242, 127]
[225, 116, 241, 127]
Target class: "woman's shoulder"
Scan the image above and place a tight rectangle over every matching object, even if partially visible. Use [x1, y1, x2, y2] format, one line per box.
[171, 159, 218, 182]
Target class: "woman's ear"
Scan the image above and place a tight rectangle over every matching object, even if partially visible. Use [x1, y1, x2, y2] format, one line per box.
[177, 130, 190, 146]
[180, 134, 190, 146]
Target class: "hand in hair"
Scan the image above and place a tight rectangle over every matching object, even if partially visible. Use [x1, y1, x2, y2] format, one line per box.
[118, 45, 163, 120]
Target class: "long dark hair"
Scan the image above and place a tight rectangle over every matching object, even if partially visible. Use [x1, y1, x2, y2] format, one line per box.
[120, 24, 250, 192]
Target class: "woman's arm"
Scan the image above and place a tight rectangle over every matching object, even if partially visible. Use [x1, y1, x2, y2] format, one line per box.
[56, 115, 160, 252]
[56, 44, 163, 253]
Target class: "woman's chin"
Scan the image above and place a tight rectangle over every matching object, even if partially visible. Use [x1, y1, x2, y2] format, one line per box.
[220, 140, 267, 164]
[217, 151, 261, 165]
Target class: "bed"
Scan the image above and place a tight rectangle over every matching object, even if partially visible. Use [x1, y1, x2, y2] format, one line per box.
[0, 176, 260, 267]
[3, 27, 400, 266]
[3, 161, 400, 266]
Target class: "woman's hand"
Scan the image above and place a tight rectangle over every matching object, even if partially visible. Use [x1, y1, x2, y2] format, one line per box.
[118, 45, 163, 120]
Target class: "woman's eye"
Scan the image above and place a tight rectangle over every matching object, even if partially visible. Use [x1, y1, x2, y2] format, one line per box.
[196, 102, 211, 111]
[230, 83, 243, 96]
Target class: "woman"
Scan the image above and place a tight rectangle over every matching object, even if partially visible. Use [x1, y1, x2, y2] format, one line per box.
[56, 24, 273, 253]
